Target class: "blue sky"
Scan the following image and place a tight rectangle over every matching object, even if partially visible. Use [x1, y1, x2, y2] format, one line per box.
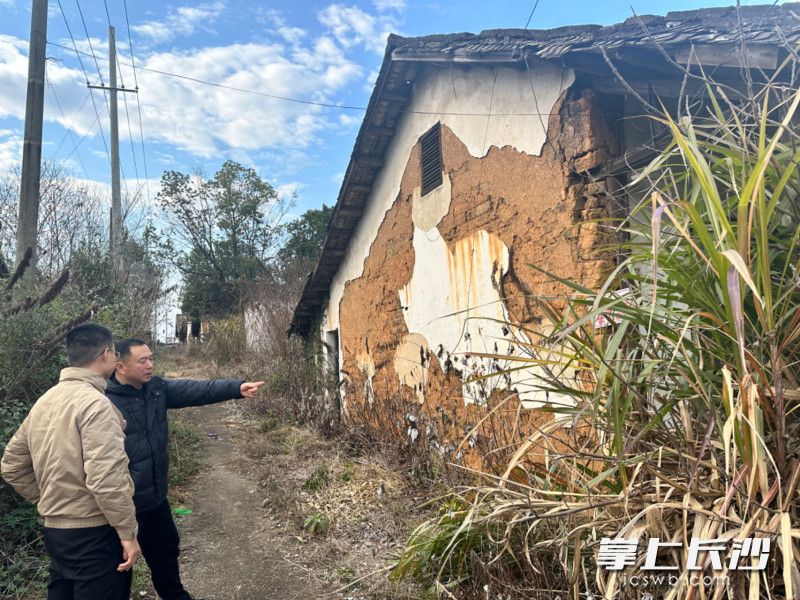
[0, 0, 783, 218]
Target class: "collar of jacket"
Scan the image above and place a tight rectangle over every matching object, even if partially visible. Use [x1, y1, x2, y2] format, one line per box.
[59, 367, 108, 393]
[106, 373, 149, 397]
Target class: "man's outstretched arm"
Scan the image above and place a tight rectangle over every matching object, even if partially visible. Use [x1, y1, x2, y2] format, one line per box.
[164, 378, 264, 409]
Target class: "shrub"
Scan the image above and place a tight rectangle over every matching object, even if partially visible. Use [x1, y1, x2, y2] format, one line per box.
[203, 315, 246, 366]
[0, 259, 92, 599]
[0, 243, 167, 598]
[208, 272, 340, 436]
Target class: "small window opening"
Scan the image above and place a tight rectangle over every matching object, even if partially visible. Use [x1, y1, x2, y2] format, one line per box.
[420, 123, 443, 196]
[325, 329, 339, 374]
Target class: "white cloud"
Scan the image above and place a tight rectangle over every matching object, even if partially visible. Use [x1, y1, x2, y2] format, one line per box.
[0, 30, 362, 159]
[0, 34, 98, 140]
[0, 35, 31, 121]
[277, 26, 306, 44]
[57, 37, 113, 62]
[364, 66, 381, 92]
[255, 7, 284, 27]
[317, 4, 395, 54]
[338, 113, 361, 126]
[133, 1, 226, 44]
[153, 150, 175, 165]
[276, 181, 301, 201]
[121, 38, 362, 156]
[373, 0, 405, 11]
[0, 2, 394, 175]
[0, 129, 22, 171]
[69, 176, 162, 207]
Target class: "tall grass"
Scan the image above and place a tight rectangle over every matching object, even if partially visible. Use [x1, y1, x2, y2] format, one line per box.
[393, 74, 800, 598]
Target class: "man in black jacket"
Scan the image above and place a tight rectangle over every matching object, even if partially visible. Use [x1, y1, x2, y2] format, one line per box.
[105, 338, 263, 600]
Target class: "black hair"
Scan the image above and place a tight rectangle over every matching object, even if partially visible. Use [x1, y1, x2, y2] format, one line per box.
[65, 323, 113, 367]
[116, 338, 148, 361]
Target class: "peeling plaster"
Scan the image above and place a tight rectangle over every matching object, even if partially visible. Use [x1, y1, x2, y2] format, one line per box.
[397, 227, 576, 408]
[325, 62, 574, 332]
[412, 172, 451, 232]
[355, 352, 376, 405]
[393, 333, 430, 404]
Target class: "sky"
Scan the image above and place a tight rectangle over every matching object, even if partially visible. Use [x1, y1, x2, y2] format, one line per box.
[0, 0, 787, 219]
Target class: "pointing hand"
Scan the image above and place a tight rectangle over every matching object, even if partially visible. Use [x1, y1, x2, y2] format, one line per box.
[240, 381, 265, 399]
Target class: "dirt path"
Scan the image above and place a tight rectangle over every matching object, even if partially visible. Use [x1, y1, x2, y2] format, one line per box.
[171, 401, 321, 600]
[131, 353, 423, 600]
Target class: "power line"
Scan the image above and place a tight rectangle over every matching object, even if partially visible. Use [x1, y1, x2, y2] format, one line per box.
[45, 73, 91, 180]
[55, 0, 111, 166]
[63, 119, 98, 163]
[51, 0, 784, 116]
[48, 40, 369, 110]
[72, 0, 132, 200]
[524, 0, 541, 30]
[110, 38, 143, 202]
[117, 52, 142, 201]
[50, 89, 89, 157]
[73, 0, 106, 85]
[46, 42, 559, 117]
[123, 0, 151, 203]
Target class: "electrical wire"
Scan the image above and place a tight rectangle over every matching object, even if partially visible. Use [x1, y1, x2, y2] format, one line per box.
[524, 0, 541, 30]
[50, 89, 90, 157]
[123, 0, 151, 203]
[55, 0, 111, 166]
[45, 74, 91, 180]
[100, 0, 145, 201]
[117, 53, 143, 203]
[46, 41, 558, 117]
[73, 0, 132, 200]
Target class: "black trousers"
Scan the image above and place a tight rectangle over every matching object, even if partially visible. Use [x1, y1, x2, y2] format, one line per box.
[138, 499, 191, 600]
[43, 525, 132, 600]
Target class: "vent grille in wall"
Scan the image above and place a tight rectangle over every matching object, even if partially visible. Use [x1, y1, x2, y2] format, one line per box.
[420, 123, 443, 196]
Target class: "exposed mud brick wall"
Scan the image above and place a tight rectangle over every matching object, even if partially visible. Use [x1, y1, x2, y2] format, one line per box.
[337, 85, 621, 467]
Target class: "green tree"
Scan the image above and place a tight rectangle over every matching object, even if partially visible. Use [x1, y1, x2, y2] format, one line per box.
[156, 161, 286, 317]
[277, 204, 333, 264]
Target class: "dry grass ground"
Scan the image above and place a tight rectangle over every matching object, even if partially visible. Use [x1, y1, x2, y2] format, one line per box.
[237, 411, 430, 599]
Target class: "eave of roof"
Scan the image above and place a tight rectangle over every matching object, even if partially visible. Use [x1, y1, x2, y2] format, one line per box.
[289, 2, 800, 337]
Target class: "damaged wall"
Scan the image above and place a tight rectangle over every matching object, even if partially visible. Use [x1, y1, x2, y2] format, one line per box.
[325, 61, 621, 458]
[326, 60, 574, 331]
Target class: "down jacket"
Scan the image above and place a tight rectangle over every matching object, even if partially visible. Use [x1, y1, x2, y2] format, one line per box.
[105, 375, 243, 513]
[1, 368, 137, 540]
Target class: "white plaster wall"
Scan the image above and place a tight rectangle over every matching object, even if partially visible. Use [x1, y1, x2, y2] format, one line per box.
[244, 303, 269, 351]
[325, 60, 575, 332]
[398, 226, 575, 408]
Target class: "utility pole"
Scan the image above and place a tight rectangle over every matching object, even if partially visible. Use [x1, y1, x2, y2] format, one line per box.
[89, 25, 136, 275]
[108, 25, 122, 272]
[16, 0, 48, 269]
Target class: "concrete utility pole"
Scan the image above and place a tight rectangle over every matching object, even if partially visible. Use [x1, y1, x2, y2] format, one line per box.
[16, 0, 48, 269]
[108, 25, 122, 272]
[89, 26, 136, 274]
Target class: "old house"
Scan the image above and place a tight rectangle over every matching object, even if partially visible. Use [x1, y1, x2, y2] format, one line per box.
[289, 4, 800, 454]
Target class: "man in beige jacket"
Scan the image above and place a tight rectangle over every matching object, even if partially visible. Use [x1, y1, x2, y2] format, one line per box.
[1, 323, 140, 600]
